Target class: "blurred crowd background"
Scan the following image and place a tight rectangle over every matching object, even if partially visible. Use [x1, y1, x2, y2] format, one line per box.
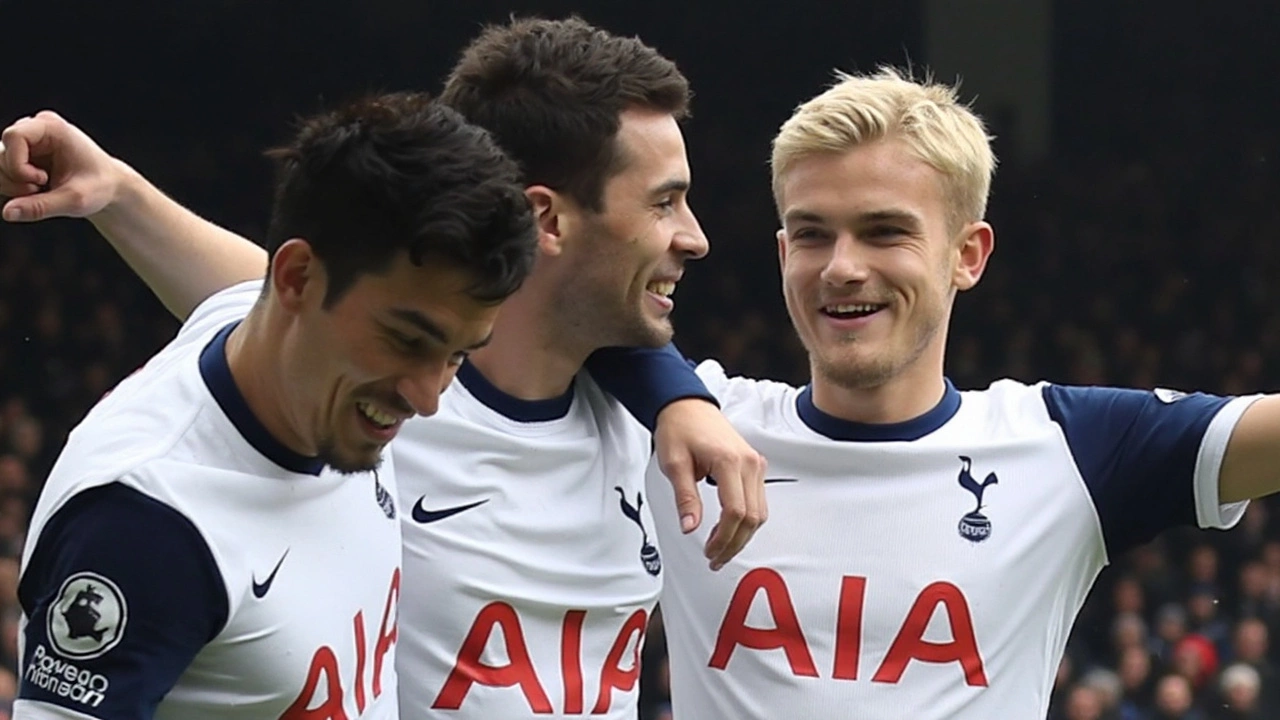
[3, 1, 1279, 718]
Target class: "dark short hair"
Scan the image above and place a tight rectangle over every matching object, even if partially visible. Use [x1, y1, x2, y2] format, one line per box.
[264, 92, 536, 306]
[440, 16, 690, 213]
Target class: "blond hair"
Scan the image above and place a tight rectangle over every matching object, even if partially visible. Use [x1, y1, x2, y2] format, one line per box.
[771, 67, 996, 228]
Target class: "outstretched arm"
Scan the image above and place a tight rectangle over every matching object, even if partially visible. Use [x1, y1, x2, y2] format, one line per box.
[1218, 396, 1280, 503]
[1, 111, 267, 320]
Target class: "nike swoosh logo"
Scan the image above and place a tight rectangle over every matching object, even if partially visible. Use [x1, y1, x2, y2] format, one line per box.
[252, 549, 290, 599]
[412, 497, 489, 524]
[705, 476, 799, 486]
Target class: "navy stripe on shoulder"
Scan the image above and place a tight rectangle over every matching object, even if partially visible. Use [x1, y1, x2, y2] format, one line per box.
[1041, 384, 1230, 556]
[19, 482, 228, 718]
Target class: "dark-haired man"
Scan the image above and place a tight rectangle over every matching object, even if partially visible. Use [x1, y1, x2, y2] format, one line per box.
[1, 17, 768, 719]
[5, 94, 536, 718]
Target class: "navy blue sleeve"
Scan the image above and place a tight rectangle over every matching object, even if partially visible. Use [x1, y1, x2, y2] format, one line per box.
[585, 343, 716, 430]
[17, 482, 229, 719]
[1042, 385, 1233, 557]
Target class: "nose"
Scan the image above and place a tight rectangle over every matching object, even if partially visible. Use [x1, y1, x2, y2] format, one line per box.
[820, 234, 870, 286]
[674, 205, 710, 260]
[396, 360, 450, 418]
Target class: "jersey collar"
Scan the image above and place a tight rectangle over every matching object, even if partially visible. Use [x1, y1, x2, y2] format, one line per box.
[796, 379, 961, 441]
[199, 322, 325, 476]
[455, 360, 574, 423]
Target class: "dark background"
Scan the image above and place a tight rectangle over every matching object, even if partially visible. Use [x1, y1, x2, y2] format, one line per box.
[3, 2, 1280, 718]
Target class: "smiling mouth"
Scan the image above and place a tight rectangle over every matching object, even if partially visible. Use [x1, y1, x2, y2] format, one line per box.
[356, 401, 399, 430]
[822, 302, 887, 319]
[646, 280, 676, 298]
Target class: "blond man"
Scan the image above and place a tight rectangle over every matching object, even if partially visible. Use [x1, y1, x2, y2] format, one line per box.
[599, 68, 1280, 718]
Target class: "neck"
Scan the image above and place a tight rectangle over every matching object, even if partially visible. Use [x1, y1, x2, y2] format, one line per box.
[224, 308, 314, 455]
[809, 340, 949, 425]
[466, 282, 596, 400]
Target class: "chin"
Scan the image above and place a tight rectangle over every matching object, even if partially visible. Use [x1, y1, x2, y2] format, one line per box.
[325, 455, 384, 476]
[812, 348, 901, 390]
[614, 317, 673, 349]
[319, 442, 384, 476]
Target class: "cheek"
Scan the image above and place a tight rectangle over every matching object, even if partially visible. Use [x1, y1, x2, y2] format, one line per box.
[780, 273, 813, 325]
[340, 344, 401, 387]
[636, 220, 670, 258]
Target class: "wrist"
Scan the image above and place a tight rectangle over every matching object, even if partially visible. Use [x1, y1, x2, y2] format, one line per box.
[656, 395, 720, 426]
[89, 159, 146, 225]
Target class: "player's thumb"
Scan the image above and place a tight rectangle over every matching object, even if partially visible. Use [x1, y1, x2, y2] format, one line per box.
[660, 455, 703, 534]
[3, 187, 81, 222]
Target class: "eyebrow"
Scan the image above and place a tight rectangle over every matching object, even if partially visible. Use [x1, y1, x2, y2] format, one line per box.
[387, 309, 494, 350]
[783, 208, 921, 225]
[650, 178, 691, 197]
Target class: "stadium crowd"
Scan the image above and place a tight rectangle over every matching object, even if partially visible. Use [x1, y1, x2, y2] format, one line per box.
[4, 24, 1280, 720]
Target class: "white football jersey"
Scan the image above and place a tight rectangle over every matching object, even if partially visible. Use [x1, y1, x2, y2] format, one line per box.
[649, 361, 1256, 720]
[393, 361, 660, 718]
[17, 282, 402, 719]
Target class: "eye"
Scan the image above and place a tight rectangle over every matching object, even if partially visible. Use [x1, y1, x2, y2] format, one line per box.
[387, 330, 426, 355]
[866, 225, 908, 239]
[655, 197, 676, 213]
[789, 227, 829, 242]
[447, 351, 471, 368]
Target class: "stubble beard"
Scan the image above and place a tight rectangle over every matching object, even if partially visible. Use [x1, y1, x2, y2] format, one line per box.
[317, 433, 384, 475]
[806, 310, 945, 393]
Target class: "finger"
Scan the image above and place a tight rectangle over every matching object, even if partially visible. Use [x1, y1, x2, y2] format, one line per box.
[709, 518, 760, 571]
[706, 478, 767, 569]
[0, 180, 43, 200]
[703, 467, 747, 567]
[659, 453, 703, 533]
[3, 185, 82, 222]
[0, 120, 51, 186]
[747, 452, 768, 533]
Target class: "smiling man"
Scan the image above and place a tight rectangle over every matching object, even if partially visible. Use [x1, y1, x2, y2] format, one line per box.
[608, 68, 1280, 719]
[3, 94, 536, 719]
[0, 16, 768, 719]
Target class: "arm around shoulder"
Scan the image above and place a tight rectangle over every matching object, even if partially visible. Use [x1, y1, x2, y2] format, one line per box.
[91, 161, 267, 321]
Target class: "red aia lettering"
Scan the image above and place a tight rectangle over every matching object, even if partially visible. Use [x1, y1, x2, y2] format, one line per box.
[592, 609, 647, 713]
[711, 572, 987, 686]
[432, 602, 553, 712]
[372, 569, 400, 696]
[280, 646, 349, 720]
[832, 576, 867, 680]
[561, 610, 587, 714]
[281, 570, 401, 719]
[709, 568, 819, 677]
[873, 581, 988, 687]
[353, 611, 367, 713]
[433, 605, 649, 714]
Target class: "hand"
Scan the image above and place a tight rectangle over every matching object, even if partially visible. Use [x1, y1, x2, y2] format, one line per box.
[654, 398, 767, 570]
[0, 111, 122, 222]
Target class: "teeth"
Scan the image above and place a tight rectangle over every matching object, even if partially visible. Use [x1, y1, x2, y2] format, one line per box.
[357, 402, 397, 429]
[647, 281, 676, 297]
[828, 303, 880, 314]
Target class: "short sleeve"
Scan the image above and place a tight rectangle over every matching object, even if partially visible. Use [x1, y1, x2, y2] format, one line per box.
[18, 483, 228, 719]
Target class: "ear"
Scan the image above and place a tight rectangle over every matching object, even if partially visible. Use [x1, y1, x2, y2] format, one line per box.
[525, 185, 575, 258]
[776, 228, 789, 275]
[268, 238, 322, 314]
[952, 221, 995, 292]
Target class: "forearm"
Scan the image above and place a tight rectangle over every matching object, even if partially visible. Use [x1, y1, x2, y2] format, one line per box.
[586, 344, 713, 430]
[90, 160, 268, 320]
